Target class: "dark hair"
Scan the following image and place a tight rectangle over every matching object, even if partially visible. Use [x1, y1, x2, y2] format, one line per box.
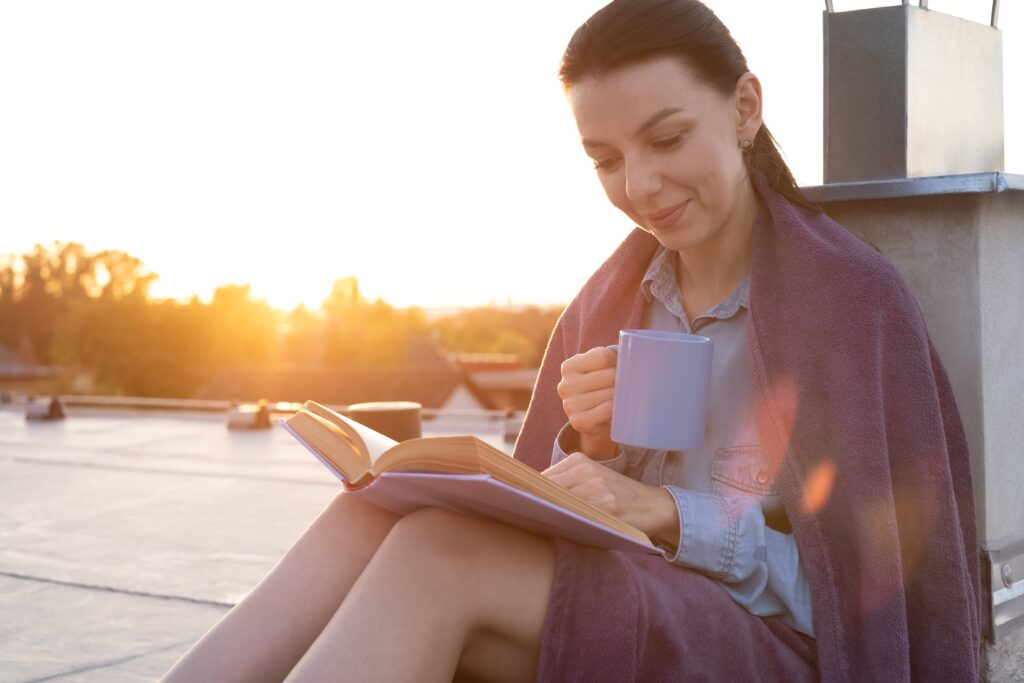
[559, 0, 819, 213]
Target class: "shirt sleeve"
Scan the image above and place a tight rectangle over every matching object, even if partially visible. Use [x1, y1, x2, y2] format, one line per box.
[550, 422, 628, 473]
[659, 485, 815, 637]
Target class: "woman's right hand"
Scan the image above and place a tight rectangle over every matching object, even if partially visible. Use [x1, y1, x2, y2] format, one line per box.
[556, 346, 619, 459]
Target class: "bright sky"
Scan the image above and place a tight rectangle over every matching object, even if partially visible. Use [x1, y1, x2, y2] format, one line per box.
[2, 1, 1021, 310]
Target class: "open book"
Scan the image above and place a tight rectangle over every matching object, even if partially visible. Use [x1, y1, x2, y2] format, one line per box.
[281, 401, 658, 554]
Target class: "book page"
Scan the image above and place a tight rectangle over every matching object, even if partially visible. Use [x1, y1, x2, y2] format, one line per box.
[304, 401, 398, 464]
[378, 436, 650, 544]
[280, 418, 350, 483]
[283, 411, 370, 481]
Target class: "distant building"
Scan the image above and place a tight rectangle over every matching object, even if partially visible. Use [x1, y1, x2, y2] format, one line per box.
[194, 346, 538, 413]
[463, 369, 538, 411]
[194, 364, 490, 411]
[447, 352, 524, 372]
[448, 353, 537, 411]
[0, 345, 59, 394]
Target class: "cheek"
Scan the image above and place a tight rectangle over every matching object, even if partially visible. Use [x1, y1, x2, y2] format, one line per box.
[690, 154, 739, 212]
[687, 132, 742, 180]
[600, 177, 634, 217]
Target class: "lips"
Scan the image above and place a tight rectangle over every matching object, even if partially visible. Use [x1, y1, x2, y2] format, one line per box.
[643, 200, 689, 231]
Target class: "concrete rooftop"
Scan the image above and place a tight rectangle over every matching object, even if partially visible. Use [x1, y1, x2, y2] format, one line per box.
[0, 405, 510, 682]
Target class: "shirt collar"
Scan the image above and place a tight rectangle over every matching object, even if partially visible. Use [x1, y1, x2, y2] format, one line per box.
[641, 246, 675, 304]
[641, 246, 751, 324]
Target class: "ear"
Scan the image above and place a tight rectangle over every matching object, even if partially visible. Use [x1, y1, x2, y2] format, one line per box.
[734, 72, 763, 140]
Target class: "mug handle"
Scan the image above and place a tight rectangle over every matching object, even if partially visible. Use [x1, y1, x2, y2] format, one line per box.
[608, 344, 619, 353]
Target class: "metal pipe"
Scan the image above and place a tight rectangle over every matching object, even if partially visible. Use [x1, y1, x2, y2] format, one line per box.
[826, 0, 998, 26]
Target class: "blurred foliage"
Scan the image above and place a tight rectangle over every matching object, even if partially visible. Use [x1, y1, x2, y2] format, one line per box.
[431, 305, 563, 366]
[0, 242, 156, 366]
[0, 242, 564, 397]
[320, 276, 430, 369]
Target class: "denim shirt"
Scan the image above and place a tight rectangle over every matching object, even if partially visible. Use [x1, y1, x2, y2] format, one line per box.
[551, 246, 814, 637]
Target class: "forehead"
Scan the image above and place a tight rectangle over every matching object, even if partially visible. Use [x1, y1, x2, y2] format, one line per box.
[568, 57, 724, 135]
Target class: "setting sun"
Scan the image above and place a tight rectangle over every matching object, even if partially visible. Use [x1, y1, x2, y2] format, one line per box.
[2, 1, 1022, 310]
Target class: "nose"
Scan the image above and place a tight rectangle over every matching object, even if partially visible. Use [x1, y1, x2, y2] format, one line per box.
[623, 155, 663, 205]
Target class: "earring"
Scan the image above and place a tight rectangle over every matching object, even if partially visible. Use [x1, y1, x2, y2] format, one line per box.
[738, 136, 754, 152]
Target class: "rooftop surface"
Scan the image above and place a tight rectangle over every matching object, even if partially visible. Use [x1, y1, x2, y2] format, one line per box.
[0, 406, 511, 682]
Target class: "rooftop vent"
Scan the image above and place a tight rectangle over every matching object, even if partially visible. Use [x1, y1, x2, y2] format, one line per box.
[824, 1, 1004, 182]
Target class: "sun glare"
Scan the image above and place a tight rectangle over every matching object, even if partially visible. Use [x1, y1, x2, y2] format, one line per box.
[1, 2, 1021, 309]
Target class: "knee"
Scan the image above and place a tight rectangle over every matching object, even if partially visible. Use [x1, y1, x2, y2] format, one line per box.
[325, 489, 365, 516]
[319, 491, 400, 537]
[319, 491, 357, 529]
[387, 507, 475, 548]
[375, 509, 556, 627]
[378, 508, 554, 583]
[383, 507, 479, 564]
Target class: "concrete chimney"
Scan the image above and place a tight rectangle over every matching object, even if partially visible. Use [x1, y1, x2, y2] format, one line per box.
[824, 3, 1004, 182]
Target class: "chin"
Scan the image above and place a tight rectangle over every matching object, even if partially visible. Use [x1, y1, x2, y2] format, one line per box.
[648, 226, 705, 253]
[632, 212, 709, 252]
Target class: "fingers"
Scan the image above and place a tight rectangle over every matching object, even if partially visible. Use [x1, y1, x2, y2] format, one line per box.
[559, 346, 617, 376]
[561, 386, 614, 418]
[558, 346, 619, 441]
[544, 454, 666, 534]
[542, 450, 593, 477]
[556, 366, 616, 398]
[544, 451, 615, 486]
[544, 453, 621, 515]
[564, 392, 614, 436]
[557, 371, 615, 434]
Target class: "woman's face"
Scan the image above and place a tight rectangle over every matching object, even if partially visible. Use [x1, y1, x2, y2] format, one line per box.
[568, 57, 761, 254]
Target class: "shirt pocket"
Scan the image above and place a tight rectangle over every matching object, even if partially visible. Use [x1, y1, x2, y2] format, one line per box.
[710, 445, 778, 498]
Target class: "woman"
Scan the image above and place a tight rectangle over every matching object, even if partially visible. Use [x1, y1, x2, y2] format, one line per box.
[164, 0, 981, 680]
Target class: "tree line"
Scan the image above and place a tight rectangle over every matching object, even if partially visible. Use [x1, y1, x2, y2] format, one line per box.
[0, 242, 563, 397]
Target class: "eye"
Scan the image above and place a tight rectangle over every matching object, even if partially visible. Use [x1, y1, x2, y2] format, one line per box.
[652, 134, 683, 151]
[592, 156, 622, 172]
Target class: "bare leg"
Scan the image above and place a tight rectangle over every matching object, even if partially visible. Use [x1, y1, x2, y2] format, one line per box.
[284, 507, 556, 683]
[162, 493, 400, 683]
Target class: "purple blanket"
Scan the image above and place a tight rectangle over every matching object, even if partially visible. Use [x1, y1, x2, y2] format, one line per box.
[514, 170, 982, 681]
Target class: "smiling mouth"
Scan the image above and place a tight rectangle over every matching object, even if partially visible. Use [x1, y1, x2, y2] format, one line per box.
[644, 200, 689, 230]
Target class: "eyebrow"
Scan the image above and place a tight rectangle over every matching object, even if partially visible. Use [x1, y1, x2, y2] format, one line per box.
[581, 106, 686, 149]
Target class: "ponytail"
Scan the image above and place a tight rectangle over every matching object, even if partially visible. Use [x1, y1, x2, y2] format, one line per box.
[747, 125, 821, 214]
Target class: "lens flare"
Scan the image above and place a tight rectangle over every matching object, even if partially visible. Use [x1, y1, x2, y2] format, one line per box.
[800, 460, 836, 514]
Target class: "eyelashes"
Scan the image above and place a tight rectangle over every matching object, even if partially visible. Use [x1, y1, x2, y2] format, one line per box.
[652, 134, 684, 151]
[592, 134, 685, 172]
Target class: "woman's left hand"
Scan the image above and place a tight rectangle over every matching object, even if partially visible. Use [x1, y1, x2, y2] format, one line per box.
[542, 451, 679, 543]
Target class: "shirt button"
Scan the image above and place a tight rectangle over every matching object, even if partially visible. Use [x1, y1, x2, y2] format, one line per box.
[756, 469, 770, 485]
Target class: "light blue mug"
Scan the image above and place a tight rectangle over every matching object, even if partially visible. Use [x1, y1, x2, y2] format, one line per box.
[609, 329, 713, 451]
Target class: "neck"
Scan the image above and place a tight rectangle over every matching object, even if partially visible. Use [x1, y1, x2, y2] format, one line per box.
[675, 174, 758, 302]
